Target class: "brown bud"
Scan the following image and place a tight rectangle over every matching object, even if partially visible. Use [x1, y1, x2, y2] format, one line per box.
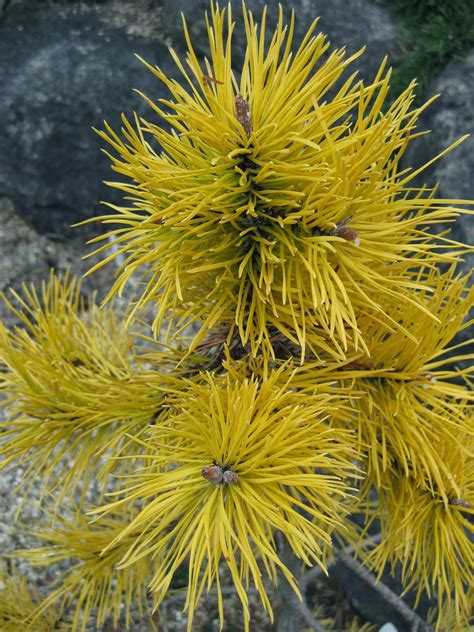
[202, 465, 223, 485]
[222, 470, 239, 485]
[332, 224, 360, 245]
[235, 95, 252, 137]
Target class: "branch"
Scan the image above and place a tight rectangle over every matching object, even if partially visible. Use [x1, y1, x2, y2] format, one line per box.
[338, 552, 435, 632]
[298, 597, 329, 632]
[275, 580, 328, 632]
[275, 535, 328, 632]
[300, 532, 382, 591]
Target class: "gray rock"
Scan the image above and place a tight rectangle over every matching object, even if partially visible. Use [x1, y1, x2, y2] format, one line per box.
[401, 50, 474, 273]
[0, 0, 171, 237]
[163, 0, 401, 83]
[0, 0, 401, 238]
[0, 195, 119, 327]
[398, 51, 474, 371]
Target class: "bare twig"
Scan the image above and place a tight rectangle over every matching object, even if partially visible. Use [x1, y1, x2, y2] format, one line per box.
[298, 598, 329, 632]
[276, 577, 328, 632]
[300, 532, 383, 590]
[338, 552, 435, 632]
[448, 497, 473, 509]
[275, 535, 328, 632]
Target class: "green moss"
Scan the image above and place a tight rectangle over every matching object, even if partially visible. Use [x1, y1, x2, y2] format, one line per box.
[378, 0, 474, 101]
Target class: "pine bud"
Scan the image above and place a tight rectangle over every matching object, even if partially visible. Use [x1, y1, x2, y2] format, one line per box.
[235, 95, 252, 137]
[202, 465, 224, 484]
[222, 470, 239, 485]
[331, 222, 360, 246]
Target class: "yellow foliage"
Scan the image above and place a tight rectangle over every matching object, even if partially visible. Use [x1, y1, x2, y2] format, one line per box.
[13, 513, 154, 632]
[91, 367, 357, 630]
[0, 271, 184, 509]
[84, 3, 472, 360]
[0, 564, 65, 631]
[0, 3, 472, 631]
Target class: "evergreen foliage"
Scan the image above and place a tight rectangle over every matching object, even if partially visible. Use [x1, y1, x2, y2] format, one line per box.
[378, 0, 474, 101]
[0, 3, 472, 630]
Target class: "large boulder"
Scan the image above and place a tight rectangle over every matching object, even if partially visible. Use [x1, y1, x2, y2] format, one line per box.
[0, 196, 118, 326]
[402, 50, 474, 274]
[398, 51, 474, 369]
[0, 0, 401, 237]
[0, 0, 170, 237]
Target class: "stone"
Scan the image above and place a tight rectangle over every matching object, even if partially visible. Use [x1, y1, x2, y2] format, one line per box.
[0, 196, 117, 327]
[0, 0, 401, 237]
[401, 50, 474, 275]
[0, 0, 171, 237]
[399, 50, 474, 368]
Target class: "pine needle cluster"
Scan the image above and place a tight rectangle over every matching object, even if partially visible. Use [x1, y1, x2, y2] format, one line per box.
[0, 563, 66, 631]
[85, 4, 469, 361]
[0, 2, 472, 631]
[14, 513, 153, 632]
[0, 271, 180, 509]
[90, 369, 356, 628]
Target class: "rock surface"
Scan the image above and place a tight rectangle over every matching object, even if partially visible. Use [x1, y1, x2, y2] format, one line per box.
[0, 0, 171, 236]
[402, 49, 474, 273]
[0, 196, 116, 326]
[0, 0, 401, 237]
[399, 50, 474, 369]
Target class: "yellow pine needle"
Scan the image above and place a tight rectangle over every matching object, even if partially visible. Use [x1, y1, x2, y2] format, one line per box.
[91, 368, 358, 630]
[427, 588, 474, 631]
[287, 263, 473, 629]
[81, 2, 472, 361]
[0, 563, 66, 631]
[362, 447, 473, 627]
[295, 264, 473, 498]
[0, 4, 472, 631]
[13, 513, 153, 632]
[0, 272, 175, 512]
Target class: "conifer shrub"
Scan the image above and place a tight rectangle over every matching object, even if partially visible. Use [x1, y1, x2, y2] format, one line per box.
[0, 3, 472, 630]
